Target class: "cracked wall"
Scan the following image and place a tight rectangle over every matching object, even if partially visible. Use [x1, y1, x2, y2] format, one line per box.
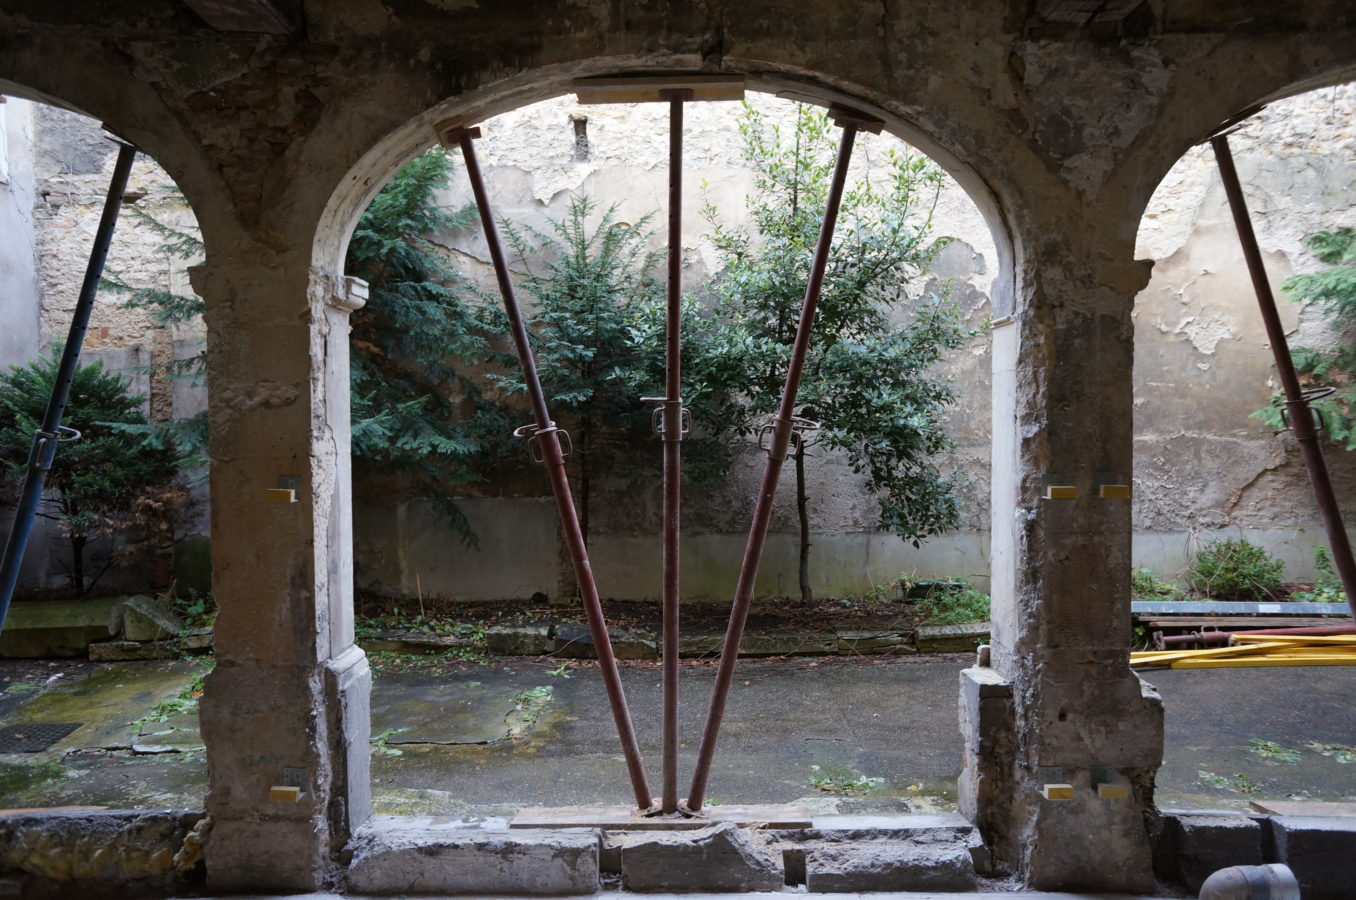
[1132, 83, 1356, 579]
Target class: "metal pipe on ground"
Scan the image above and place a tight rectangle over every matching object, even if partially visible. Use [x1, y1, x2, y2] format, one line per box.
[0, 136, 138, 632]
[1210, 132, 1356, 623]
[439, 121, 653, 811]
[684, 105, 883, 814]
[1229, 624, 1356, 637]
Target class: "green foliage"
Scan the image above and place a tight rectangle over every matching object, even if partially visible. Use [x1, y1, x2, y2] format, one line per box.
[0, 350, 181, 590]
[1291, 545, 1347, 604]
[703, 102, 978, 599]
[1188, 537, 1284, 602]
[172, 588, 216, 627]
[913, 578, 991, 625]
[808, 764, 884, 794]
[1255, 226, 1356, 450]
[1131, 567, 1188, 602]
[499, 196, 663, 539]
[129, 666, 208, 731]
[346, 149, 508, 545]
[1249, 739, 1300, 764]
[1305, 741, 1356, 764]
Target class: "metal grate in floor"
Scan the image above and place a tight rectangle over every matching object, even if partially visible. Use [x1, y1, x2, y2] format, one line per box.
[0, 723, 81, 752]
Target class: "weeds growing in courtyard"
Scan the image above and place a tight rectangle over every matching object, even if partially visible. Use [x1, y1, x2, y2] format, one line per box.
[808, 764, 884, 794]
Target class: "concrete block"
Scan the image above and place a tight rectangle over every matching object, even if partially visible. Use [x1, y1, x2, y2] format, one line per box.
[346, 817, 599, 895]
[1271, 815, 1356, 900]
[679, 631, 725, 657]
[804, 837, 977, 892]
[619, 822, 783, 892]
[118, 595, 184, 642]
[835, 629, 907, 654]
[553, 624, 656, 659]
[0, 597, 120, 658]
[738, 630, 837, 656]
[1160, 814, 1264, 893]
[487, 623, 551, 656]
[915, 622, 989, 652]
[0, 808, 202, 900]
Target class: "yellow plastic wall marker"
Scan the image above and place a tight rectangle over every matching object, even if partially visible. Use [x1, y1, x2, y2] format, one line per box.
[1041, 784, 1075, 800]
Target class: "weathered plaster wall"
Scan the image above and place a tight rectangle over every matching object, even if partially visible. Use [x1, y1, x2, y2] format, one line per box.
[0, 97, 41, 370]
[1132, 84, 1356, 578]
[0, 96, 53, 592]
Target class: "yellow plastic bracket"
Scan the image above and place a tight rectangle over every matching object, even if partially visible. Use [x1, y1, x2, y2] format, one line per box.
[1044, 485, 1078, 500]
[1099, 484, 1132, 499]
[1041, 784, 1075, 800]
[1097, 783, 1130, 800]
[269, 785, 302, 803]
[265, 488, 297, 504]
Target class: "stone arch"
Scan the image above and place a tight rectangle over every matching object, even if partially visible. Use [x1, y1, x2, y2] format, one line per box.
[307, 54, 1019, 819]
[311, 65, 1017, 317]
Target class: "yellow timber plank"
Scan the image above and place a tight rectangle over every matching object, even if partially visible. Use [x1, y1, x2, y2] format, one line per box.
[1170, 656, 1356, 668]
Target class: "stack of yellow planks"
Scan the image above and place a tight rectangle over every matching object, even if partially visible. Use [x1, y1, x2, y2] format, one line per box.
[1130, 633, 1356, 669]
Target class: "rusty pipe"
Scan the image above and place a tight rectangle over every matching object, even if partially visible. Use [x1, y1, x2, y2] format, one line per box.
[1211, 133, 1356, 623]
[1227, 624, 1355, 637]
[685, 109, 875, 813]
[449, 125, 653, 811]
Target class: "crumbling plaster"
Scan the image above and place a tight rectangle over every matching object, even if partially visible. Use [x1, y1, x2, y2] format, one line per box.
[0, 1, 1354, 893]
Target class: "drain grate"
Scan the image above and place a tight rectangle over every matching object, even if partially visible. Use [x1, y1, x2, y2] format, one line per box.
[0, 723, 81, 752]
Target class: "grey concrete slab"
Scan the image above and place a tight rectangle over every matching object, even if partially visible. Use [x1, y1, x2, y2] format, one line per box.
[368, 673, 523, 745]
[1, 655, 1353, 822]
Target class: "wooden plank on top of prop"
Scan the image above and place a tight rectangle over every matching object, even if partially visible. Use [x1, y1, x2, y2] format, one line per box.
[573, 75, 746, 104]
[510, 803, 810, 830]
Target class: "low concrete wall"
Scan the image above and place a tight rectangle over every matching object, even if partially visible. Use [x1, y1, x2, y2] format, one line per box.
[354, 496, 992, 601]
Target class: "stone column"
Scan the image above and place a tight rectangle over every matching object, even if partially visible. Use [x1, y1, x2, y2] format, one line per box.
[196, 251, 371, 891]
[961, 218, 1163, 893]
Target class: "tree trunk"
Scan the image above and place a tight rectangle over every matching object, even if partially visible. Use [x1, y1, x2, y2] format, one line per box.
[70, 533, 86, 593]
[795, 441, 812, 603]
[578, 413, 590, 548]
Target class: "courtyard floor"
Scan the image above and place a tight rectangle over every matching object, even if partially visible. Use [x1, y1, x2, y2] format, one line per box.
[0, 653, 1352, 816]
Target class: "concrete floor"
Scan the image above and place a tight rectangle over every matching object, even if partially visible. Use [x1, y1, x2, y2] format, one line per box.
[1, 654, 1354, 816]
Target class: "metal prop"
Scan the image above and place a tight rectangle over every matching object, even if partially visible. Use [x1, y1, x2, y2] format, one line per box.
[0, 136, 138, 631]
[648, 89, 692, 814]
[570, 75, 744, 815]
[439, 122, 654, 810]
[685, 106, 883, 812]
[1210, 133, 1356, 622]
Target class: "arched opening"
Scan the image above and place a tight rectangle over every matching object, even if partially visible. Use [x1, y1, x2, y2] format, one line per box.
[313, 72, 1014, 820]
[1130, 80, 1356, 811]
[0, 89, 214, 815]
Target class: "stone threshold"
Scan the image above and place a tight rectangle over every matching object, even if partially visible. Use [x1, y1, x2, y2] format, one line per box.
[344, 812, 994, 894]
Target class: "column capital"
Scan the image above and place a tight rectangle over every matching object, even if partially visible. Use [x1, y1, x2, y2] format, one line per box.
[329, 275, 368, 313]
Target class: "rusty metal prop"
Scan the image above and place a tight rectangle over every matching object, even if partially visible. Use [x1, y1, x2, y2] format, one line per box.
[1154, 622, 1356, 649]
[684, 106, 883, 813]
[443, 124, 654, 811]
[645, 89, 692, 815]
[1210, 133, 1356, 623]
